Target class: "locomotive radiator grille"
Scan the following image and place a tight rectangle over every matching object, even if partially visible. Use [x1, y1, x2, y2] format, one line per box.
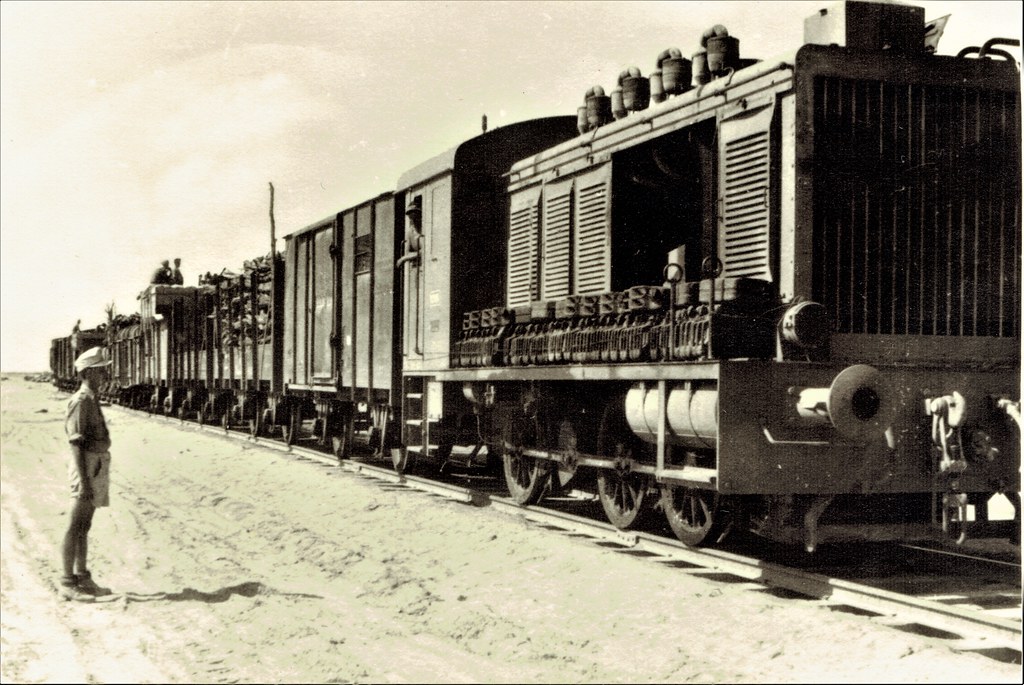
[575, 180, 611, 294]
[721, 130, 772, 280]
[542, 190, 572, 299]
[508, 203, 539, 307]
[812, 77, 1021, 337]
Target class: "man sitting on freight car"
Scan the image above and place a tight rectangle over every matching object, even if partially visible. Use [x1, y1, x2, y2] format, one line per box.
[58, 346, 114, 601]
[171, 257, 184, 285]
[151, 260, 172, 285]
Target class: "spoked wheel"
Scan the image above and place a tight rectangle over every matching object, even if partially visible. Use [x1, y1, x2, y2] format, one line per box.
[501, 417, 549, 505]
[281, 407, 300, 446]
[502, 449, 549, 505]
[553, 420, 579, 495]
[660, 484, 723, 547]
[596, 398, 651, 529]
[597, 469, 651, 530]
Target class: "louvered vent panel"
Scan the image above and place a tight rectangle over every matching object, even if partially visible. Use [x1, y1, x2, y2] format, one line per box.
[812, 77, 1021, 337]
[542, 192, 572, 298]
[507, 203, 539, 307]
[721, 131, 772, 279]
[575, 181, 610, 294]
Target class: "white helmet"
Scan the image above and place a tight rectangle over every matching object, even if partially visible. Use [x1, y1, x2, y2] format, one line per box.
[74, 347, 111, 372]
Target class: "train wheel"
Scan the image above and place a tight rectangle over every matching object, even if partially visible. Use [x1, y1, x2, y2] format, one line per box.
[501, 416, 549, 505]
[331, 430, 348, 459]
[326, 412, 349, 459]
[660, 485, 722, 547]
[596, 398, 650, 529]
[391, 447, 409, 474]
[248, 414, 262, 439]
[597, 469, 650, 530]
[281, 408, 300, 446]
[503, 450, 548, 505]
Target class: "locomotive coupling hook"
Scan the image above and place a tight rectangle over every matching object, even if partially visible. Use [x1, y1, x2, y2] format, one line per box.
[995, 397, 1022, 431]
[941, 492, 969, 546]
[926, 392, 967, 475]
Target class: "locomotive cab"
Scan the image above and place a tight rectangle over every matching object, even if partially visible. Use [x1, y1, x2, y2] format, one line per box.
[393, 117, 580, 469]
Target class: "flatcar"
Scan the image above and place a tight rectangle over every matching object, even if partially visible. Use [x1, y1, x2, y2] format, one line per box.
[53, 0, 1020, 552]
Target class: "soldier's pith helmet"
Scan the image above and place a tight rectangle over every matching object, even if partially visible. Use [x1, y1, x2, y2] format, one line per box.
[74, 347, 112, 372]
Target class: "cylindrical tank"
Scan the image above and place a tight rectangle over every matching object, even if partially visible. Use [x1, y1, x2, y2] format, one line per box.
[625, 383, 718, 449]
[691, 48, 711, 86]
[649, 70, 666, 103]
[619, 67, 650, 111]
[585, 86, 613, 128]
[611, 89, 627, 119]
[706, 34, 740, 74]
[657, 49, 692, 95]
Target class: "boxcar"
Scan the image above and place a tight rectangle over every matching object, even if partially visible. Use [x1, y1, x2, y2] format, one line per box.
[278, 192, 402, 454]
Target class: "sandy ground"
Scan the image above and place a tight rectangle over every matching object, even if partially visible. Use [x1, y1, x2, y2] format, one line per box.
[1, 377, 1021, 684]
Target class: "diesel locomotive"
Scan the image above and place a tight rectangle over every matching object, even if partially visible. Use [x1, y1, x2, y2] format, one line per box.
[53, 1, 1021, 552]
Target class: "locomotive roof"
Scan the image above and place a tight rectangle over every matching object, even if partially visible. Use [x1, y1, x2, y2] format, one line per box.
[507, 43, 1021, 190]
[506, 51, 800, 191]
[395, 116, 578, 193]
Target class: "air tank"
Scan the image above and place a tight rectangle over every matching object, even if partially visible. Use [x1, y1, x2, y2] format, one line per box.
[625, 383, 718, 449]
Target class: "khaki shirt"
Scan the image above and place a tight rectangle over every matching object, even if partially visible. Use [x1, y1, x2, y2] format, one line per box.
[65, 386, 111, 453]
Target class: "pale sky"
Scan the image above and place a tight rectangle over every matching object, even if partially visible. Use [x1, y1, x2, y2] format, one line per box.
[1, 1, 1020, 371]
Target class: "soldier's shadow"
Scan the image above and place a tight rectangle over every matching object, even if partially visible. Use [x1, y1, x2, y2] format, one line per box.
[94, 581, 321, 604]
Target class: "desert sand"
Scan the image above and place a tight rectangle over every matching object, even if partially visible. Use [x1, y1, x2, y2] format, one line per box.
[1, 377, 1020, 684]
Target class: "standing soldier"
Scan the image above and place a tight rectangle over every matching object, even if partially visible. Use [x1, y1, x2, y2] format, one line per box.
[171, 257, 184, 285]
[59, 347, 113, 601]
[151, 260, 172, 285]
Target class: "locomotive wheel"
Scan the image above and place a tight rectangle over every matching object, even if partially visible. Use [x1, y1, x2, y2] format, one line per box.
[501, 416, 549, 505]
[597, 469, 650, 530]
[596, 398, 651, 529]
[660, 484, 722, 547]
[502, 450, 549, 505]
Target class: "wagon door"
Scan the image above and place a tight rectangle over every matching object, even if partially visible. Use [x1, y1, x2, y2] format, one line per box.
[309, 224, 337, 383]
[284, 219, 339, 388]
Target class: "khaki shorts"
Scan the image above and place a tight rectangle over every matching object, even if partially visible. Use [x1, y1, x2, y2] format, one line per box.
[68, 450, 111, 508]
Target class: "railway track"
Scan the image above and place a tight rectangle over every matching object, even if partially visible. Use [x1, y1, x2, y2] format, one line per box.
[121, 404, 1023, 663]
